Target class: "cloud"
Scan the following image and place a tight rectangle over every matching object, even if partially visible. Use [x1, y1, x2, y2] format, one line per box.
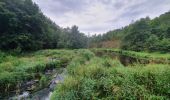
[32, 0, 170, 35]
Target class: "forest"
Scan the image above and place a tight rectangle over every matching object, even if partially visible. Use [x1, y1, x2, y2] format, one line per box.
[90, 13, 170, 52]
[0, 0, 170, 100]
[0, 0, 87, 51]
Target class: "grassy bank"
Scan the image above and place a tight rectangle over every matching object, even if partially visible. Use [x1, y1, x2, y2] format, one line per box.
[91, 48, 170, 64]
[51, 50, 170, 100]
[0, 50, 75, 98]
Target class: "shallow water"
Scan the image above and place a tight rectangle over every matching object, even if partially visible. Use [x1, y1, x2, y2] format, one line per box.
[9, 68, 66, 100]
[30, 73, 65, 100]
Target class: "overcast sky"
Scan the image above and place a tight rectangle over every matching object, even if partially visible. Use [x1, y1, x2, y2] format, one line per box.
[32, 0, 170, 35]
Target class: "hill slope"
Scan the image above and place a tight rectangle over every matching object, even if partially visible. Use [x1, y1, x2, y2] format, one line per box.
[90, 12, 170, 52]
[0, 0, 87, 51]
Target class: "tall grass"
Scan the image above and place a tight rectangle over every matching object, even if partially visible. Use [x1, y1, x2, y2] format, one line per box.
[1, 49, 169, 99]
[0, 50, 75, 98]
[51, 50, 170, 100]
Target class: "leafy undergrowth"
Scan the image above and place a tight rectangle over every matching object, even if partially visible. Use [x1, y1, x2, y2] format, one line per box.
[0, 50, 75, 98]
[51, 50, 170, 100]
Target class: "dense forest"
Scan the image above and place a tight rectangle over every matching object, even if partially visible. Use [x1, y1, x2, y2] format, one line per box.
[90, 12, 170, 52]
[0, 0, 87, 52]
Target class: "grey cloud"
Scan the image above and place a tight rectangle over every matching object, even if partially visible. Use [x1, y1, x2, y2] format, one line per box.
[32, 0, 170, 35]
[54, 0, 87, 12]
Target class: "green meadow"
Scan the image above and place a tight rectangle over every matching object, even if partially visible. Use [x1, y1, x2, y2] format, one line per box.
[1, 49, 169, 99]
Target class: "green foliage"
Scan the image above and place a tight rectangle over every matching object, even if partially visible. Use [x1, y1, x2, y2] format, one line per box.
[92, 48, 170, 63]
[51, 50, 170, 100]
[0, 0, 87, 51]
[90, 12, 170, 53]
[0, 51, 6, 63]
[0, 49, 170, 99]
[0, 49, 75, 97]
[58, 26, 88, 49]
[40, 75, 48, 88]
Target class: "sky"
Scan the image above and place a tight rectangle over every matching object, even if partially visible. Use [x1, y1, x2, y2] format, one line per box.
[32, 0, 170, 35]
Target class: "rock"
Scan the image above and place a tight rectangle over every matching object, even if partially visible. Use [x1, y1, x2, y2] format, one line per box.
[27, 85, 36, 91]
[17, 91, 30, 100]
[55, 80, 60, 84]
[34, 80, 39, 83]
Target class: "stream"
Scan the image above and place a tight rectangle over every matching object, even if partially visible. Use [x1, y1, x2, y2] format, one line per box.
[92, 50, 170, 66]
[9, 68, 67, 100]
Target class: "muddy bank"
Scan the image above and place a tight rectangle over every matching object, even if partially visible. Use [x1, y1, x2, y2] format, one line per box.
[92, 49, 170, 66]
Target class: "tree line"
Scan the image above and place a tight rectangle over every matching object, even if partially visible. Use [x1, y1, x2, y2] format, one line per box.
[0, 0, 169, 53]
[0, 0, 87, 52]
[90, 12, 170, 52]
